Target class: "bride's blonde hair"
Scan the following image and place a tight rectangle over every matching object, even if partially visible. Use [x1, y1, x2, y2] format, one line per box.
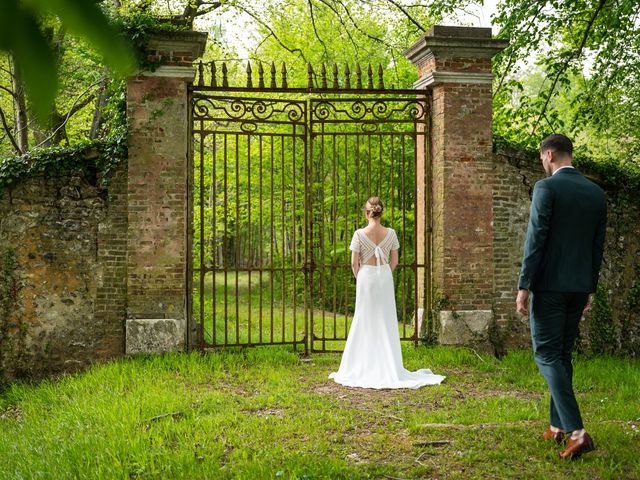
[363, 196, 384, 218]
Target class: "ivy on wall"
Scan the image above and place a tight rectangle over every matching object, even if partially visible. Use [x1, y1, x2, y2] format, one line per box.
[493, 137, 640, 191]
[0, 136, 127, 195]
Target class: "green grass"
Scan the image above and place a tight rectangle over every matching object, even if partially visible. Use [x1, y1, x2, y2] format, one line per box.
[1, 347, 638, 479]
[193, 272, 418, 351]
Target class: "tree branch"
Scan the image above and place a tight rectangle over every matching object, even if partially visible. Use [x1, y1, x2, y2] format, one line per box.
[0, 106, 21, 154]
[532, 0, 608, 134]
[0, 84, 17, 100]
[493, 2, 547, 98]
[234, 4, 309, 63]
[194, 3, 223, 17]
[35, 80, 101, 148]
[315, 0, 361, 54]
[384, 0, 425, 32]
[334, 0, 395, 51]
[307, 0, 329, 60]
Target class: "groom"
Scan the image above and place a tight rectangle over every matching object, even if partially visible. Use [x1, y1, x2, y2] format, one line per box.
[516, 134, 607, 459]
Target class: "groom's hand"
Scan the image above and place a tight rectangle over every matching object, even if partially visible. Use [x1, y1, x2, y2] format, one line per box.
[516, 289, 529, 317]
[583, 294, 594, 315]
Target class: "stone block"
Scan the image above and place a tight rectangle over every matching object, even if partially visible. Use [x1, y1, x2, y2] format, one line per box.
[439, 310, 493, 345]
[126, 318, 186, 354]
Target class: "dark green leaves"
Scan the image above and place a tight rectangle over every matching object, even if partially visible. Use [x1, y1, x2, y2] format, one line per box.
[0, 0, 135, 123]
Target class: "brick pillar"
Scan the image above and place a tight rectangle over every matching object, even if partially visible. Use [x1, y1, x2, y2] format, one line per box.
[405, 26, 507, 348]
[125, 31, 207, 354]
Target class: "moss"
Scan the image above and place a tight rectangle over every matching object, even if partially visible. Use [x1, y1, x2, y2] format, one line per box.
[588, 285, 617, 355]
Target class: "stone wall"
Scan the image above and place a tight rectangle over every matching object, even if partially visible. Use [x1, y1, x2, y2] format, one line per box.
[492, 146, 640, 356]
[0, 164, 128, 379]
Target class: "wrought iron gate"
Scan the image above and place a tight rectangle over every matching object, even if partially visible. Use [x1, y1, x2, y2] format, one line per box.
[187, 61, 431, 353]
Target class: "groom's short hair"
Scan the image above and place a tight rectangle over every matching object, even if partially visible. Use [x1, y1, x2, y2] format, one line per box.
[541, 134, 573, 157]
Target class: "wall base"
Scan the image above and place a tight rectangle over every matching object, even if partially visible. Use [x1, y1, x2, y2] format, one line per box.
[439, 310, 493, 346]
[126, 318, 186, 354]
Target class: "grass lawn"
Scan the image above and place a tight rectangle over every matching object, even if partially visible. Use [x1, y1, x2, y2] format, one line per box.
[193, 272, 418, 351]
[0, 346, 638, 479]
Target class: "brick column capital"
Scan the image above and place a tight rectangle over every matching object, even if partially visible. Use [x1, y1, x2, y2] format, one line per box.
[404, 25, 508, 87]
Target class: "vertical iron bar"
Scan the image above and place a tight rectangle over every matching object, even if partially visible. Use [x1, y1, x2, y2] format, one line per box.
[321, 122, 326, 351]
[235, 134, 240, 343]
[343, 134, 349, 340]
[223, 134, 228, 345]
[259, 134, 264, 343]
[199, 128, 205, 347]
[367, 134, 372, 194]
[377, 134, 382, 202]
[281, 135, 286, 343]
[270, 136, 275, 343]
[332, 133, 337, 339]
[292, 122, 297, 349]
[424, 97, 433, 346]
[212, 132, 217, 346]
[247, 134, 252, 344]
[303, 103, 310, 355]
[390, 135, 395, 225]
[401, 133, 407, 339]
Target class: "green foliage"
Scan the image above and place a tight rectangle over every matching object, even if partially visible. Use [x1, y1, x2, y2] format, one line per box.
[493, 0, 640, 164]
[0, 0, 135, 122]
[494, 136, 640, 191]
[588, 285, 616, 356]
[113, 11, 192, 70]
[0, 135, 127, 195]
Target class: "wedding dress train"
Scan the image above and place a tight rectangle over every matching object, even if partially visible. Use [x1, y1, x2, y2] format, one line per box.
[329, 263, 445, 389]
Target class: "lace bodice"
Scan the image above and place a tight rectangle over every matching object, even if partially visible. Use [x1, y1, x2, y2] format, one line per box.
[349, 228, 400, 266]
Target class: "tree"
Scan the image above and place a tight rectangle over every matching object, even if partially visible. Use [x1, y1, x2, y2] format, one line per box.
[493, 0, 640, 161]
[0, 0, 134, 124]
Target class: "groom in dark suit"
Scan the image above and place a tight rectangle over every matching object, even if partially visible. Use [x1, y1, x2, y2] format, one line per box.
[516, 134, 607, 459]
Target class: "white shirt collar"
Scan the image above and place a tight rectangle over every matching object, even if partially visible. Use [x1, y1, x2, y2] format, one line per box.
[552, 165, 575, 175]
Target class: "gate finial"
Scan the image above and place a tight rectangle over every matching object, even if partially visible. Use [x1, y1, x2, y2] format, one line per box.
[367, 63, 374, 89]
[355, 63, 363, 89]
[246, 61, 253, 88]
[377, 64, 384, 90]
[197, 61, 204, 86]
[258, 62, 265, 88]
[307, 63, 314, 88]
[221, 62, 228, 88]
[332, 63, 339, 88]
[344, 63, 351, 89]
[211, 62, 217, 87]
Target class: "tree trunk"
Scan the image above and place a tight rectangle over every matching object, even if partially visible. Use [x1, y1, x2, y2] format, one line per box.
[11, 57, 29, 153]
[90, 72, 110, 139]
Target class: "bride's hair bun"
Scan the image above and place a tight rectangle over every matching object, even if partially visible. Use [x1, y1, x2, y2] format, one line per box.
[363, 196, 384, 218]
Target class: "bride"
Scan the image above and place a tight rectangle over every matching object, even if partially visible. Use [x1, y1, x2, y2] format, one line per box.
[329, 196, 445, 389]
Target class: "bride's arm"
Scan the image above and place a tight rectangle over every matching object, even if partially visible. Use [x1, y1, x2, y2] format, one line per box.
[351, 251, 360, 279]
[389, 249, 399, 272]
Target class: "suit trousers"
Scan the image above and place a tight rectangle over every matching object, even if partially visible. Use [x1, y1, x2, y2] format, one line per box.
[530, 291, 589, 432]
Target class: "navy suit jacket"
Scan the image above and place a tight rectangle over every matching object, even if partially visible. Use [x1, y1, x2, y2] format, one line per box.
[518, 167, 607, 293]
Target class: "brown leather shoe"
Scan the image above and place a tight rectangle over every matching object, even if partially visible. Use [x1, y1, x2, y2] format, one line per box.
[559, 432, 595, 459]
[543, 426, 565, 444]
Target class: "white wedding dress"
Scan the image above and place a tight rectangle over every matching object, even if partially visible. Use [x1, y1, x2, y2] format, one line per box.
[329, 228, 445, 389]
